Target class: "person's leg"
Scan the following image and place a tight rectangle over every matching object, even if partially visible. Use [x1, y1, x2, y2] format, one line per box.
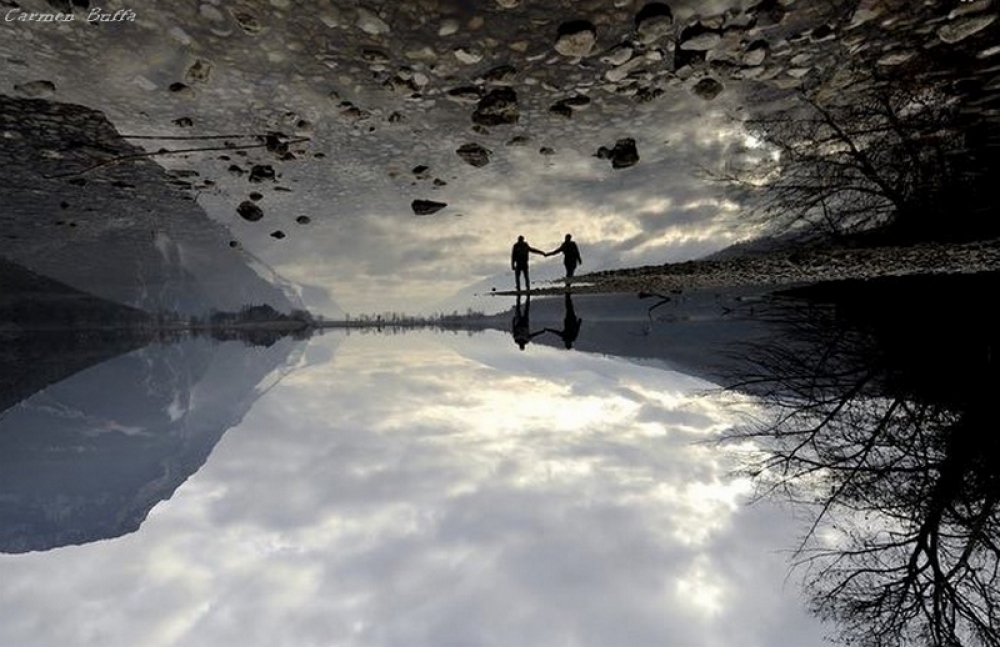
[514, 268, 522, 292]
[524, 266, 531, 292]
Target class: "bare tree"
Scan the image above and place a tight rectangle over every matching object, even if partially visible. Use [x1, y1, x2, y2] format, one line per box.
[726, 71, 971, 242]
[721, 276, 1000, 647]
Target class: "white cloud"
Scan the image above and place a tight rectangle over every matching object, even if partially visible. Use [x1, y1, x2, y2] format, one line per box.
[0, 332, 827, 647]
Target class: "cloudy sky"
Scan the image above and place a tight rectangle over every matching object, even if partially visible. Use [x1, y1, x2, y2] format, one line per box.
[0, 331, 829, 647]
[0, 0, 765, 316]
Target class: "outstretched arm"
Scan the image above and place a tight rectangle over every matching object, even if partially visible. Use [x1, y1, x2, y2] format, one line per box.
[528, 246, 545, 255]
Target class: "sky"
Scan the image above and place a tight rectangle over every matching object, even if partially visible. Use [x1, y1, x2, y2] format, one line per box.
[0, 0, 763, 316]
[0, 331, 830, 647]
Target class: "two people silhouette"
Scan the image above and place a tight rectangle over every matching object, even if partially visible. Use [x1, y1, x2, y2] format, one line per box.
[510, 234, 583, 293]
[511, 292, 582, 351]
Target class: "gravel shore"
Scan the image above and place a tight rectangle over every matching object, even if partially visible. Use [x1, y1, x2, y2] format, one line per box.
[500, 239, 1000, 297]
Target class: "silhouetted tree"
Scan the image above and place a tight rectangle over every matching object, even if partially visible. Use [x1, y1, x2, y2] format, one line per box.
[721, 275, 1000, 647]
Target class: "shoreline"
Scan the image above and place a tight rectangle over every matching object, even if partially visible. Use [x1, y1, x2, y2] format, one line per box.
[491, 238, 1000, 298]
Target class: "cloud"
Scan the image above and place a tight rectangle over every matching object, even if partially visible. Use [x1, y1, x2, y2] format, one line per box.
[0, 333, 828, 647]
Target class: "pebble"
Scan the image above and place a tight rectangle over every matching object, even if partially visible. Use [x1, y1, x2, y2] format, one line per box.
[438, 19, 460, 36]
[357, 8, 391, 35]
[938, 15, 996, 44]
[554, 21, 597, 58]
[454, 47, 483, 64]
[200, 4, 224, 21]
[14, 80, 56, 98]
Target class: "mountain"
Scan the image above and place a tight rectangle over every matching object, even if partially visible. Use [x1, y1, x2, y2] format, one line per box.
[0, 255, 152, 329]
[0, 94, 303, 316]
[0, 335, 308, 554]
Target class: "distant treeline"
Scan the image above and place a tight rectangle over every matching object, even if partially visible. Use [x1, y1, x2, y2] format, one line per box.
[320, 308, 493, 330]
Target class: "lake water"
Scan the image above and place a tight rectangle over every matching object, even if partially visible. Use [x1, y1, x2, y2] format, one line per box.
[0, 308, 830, 647]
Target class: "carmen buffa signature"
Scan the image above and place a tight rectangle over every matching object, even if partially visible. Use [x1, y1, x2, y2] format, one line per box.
[5, 7, 136, 22]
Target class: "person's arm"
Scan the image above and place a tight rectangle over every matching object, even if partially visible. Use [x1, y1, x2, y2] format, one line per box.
[529, 246, 545, 255]
[511, 246, 516, 270]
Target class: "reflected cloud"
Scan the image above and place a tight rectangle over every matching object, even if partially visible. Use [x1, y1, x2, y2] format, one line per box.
[0, 331, 825, 647]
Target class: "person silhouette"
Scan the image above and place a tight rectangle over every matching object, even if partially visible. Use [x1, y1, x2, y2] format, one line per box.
[511, 293, 546, 350]
[545, 234, 583, 283]
[544, 293, 583, 349]
[511, 235, 545, 293]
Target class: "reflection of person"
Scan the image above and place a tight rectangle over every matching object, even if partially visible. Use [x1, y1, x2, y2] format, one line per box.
[545, 293, 583, 349]
[545, 234, 583, 281]
[511, 235, 545, 293]
[511, 294, 545, 350]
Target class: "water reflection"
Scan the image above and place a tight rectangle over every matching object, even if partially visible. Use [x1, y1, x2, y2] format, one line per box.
[2, 274, 998, 644]
[0, 328, 827, 647]
[2, 0, 998, 640]
[720, 272, 1000, 647]
[0, 335, 307, 553]
[543, 293, 584, 349]
[510, 293, 545, 350]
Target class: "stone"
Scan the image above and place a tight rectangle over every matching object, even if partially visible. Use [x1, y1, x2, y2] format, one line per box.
[550, 102, 573, 118]
[13, 80, 56, 98]
[938, 15, 996, 44]
[438, 18, 459, 36]
[743, 40, 769, 66]
[356, 8, 390, 35]
[506, 134, 532, 146]
[184, 59, 212, 84]
[319, 9, 341, 28]
[169, 27, 194, 46]
[361, 48, 391, 64]
[249, 165, 276, 182]
[601, 44, 634, 66]
[978, 44, 1000, 59]
[595, 137, 639, 168]
[447, 86, 484, 103]
[680, 32, 722, 50]
[456, 142, 492, 166]
[691, 77, 723, 99]
[237, 201, 264, 221]
[635, 86, 664, 102]
[131, 75, 158, 91]
[231, 11, 262, 35]
[454, 47, 483, 64]
[605, 56, 646, 82]
[295, 215, 311, 224]
[635, 3, 673, 45]
[200, 4, 224, 21]
[554, 21, 597, 57]
[481, 64, 518, 84]
[561, 94, 592, 107]
[472, 87, 519, 126]
[877, 51, 915, 66]
[270, 230, 286, 239]
[412, 199, 447, 215]
[168, 82, 194, 96]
